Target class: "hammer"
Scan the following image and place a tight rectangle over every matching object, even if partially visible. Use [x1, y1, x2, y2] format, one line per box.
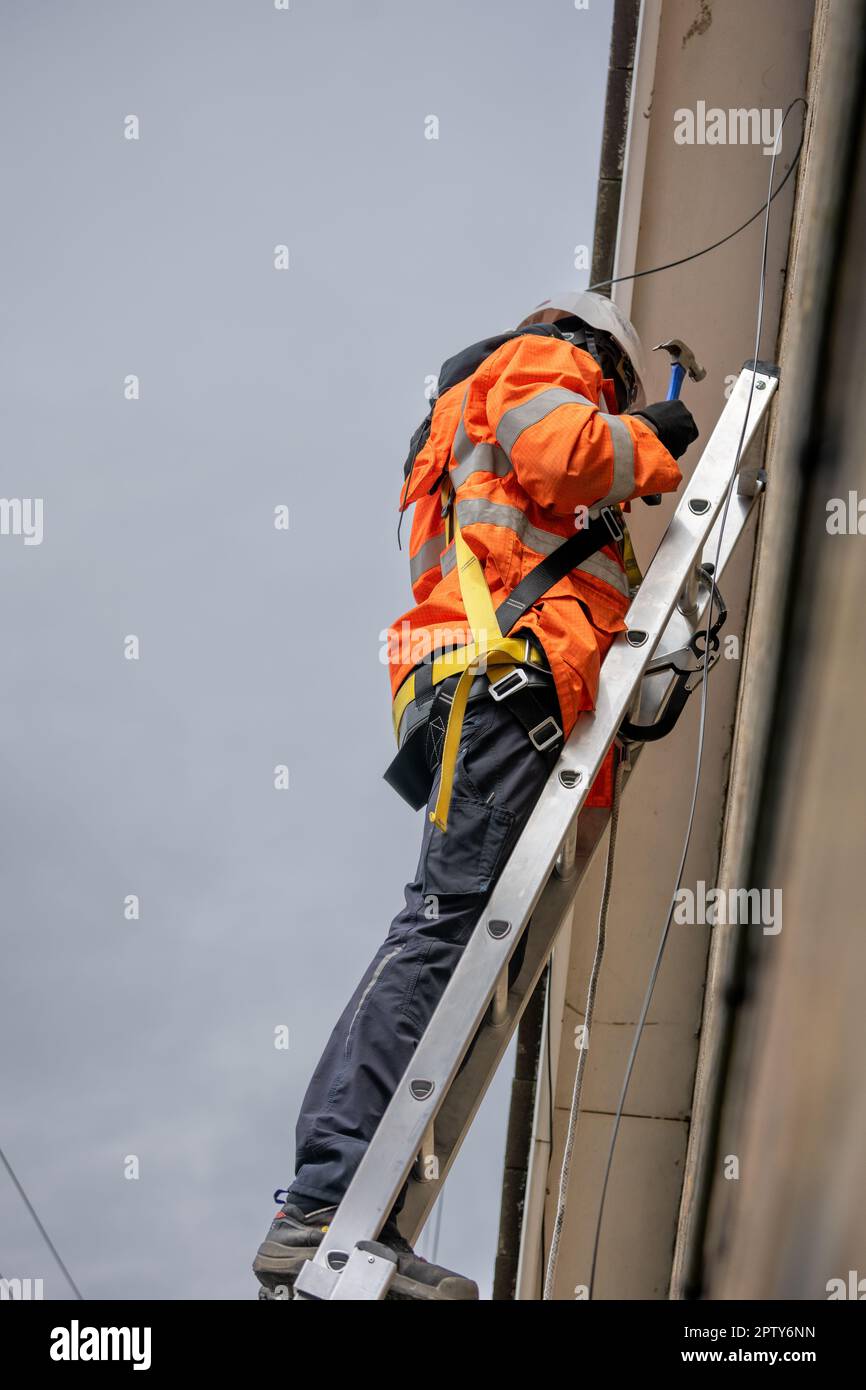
[637, 338, 706, 505]
[654, 337, 707, 401]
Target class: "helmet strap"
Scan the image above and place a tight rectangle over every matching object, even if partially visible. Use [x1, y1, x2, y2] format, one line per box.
[559, 319, 630, 412]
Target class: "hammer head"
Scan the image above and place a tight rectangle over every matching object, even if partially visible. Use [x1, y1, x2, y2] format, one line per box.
[653, 337, 706, 382]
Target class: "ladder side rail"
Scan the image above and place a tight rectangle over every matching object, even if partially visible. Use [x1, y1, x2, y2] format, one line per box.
[399, 807, 613, 1242]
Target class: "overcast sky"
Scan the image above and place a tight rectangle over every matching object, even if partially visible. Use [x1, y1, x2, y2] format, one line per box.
[1, 0, 611, 1300]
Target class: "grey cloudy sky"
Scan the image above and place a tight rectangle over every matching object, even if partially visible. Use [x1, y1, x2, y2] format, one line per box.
[1, 0, 611, 1299]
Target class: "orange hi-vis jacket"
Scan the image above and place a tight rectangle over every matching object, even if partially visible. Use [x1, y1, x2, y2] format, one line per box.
[386, 332, 683, 804]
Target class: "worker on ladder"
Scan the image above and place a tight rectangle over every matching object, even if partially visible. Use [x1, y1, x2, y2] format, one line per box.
[254, 291, 698, 1297]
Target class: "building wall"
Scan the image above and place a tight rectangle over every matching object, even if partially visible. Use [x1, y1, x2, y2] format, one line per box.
[531, 0, 815, 1299]
[692, 0, 866, 1300]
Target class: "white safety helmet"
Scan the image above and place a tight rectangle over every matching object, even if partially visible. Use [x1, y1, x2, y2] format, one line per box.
[518, 290, 647, 410]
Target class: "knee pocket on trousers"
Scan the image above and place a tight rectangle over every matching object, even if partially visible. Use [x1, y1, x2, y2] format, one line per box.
[421, 792, 515, 897]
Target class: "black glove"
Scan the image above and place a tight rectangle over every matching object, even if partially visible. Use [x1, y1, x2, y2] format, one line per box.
[633, 399, 699, 460]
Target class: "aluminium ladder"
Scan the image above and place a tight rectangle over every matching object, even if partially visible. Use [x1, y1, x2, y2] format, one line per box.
[294, 362, 779, 1301]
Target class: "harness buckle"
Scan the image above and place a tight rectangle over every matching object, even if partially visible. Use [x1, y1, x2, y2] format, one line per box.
[599, 505, 624, 543]
[528, 715, 563, 751]
[489, 667, 529, 702]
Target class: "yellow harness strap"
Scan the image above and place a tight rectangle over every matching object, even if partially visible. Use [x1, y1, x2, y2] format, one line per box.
[391, 637, 536, 739]
[620, 516, 643, 592]
[393, 474, 634, 831]
[425, 480, 530, 831]
[392, 476, 556, 833]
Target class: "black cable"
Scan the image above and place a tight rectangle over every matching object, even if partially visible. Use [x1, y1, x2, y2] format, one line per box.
[540, 964, 553, 1281]
[586, 97, 802, 1301]
[589, 99, 806, 294]
[0, 1144, 84, 1300]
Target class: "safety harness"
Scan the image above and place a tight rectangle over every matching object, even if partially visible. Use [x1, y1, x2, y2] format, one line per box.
[387, 324, 640, 832]
[388, 491, 631, 830]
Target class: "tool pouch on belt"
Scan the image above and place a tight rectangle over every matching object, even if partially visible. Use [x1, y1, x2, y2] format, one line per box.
[383, 702, 437, 810]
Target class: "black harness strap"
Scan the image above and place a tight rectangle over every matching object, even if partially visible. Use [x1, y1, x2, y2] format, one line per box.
[494, 507, 625, 636]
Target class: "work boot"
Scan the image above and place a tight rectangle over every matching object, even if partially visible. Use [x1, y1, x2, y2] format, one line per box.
[253, 1201, 478, 1300]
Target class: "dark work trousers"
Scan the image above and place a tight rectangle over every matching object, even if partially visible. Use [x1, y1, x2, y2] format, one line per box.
[288, 668, 562, 1209]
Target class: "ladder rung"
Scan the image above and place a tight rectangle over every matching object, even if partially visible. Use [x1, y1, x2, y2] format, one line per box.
[413, 1120, 437, 1183]
[490, 968, 510, 1026]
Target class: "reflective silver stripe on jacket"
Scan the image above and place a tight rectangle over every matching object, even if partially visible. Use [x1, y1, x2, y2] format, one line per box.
[590, 412, 635, 509]
[439, 497, 630, 598]
[409, 532, 447, 586]
[494, 385, 636, 508]
[495, 386, 596, 455]
[572, 549, 631, 595]
[452, 441, 512, 488]
[452, 391, 512, 486]
[452, 398, 473, 467]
